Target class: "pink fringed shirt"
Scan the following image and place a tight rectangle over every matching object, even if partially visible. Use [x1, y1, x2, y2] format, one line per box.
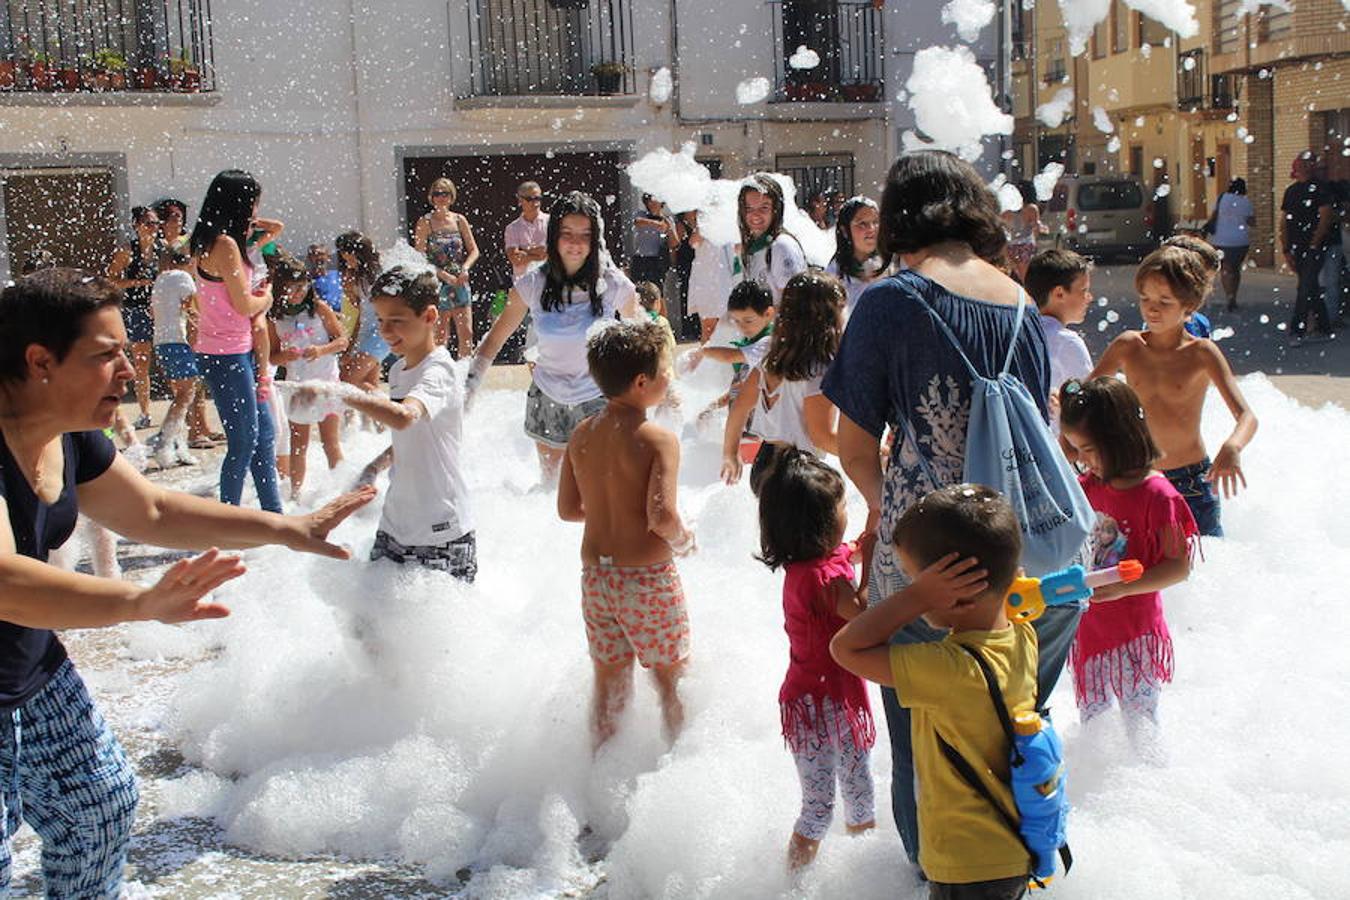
[1070, 473, 1198, 706]
[780, 543, 875, 752]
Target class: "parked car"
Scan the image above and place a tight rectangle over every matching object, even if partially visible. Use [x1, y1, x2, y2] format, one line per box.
[1041, 175, 1157, 261]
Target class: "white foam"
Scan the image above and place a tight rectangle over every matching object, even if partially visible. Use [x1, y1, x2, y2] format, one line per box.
[1034, 162, 1066, 202]
[649, 67, 673, 105]
[901, 45, 1014, 161]
[735, 77, 771, 105]
[1036, 88, 1075, 128]
[941, 0, 996, 42]
[139, 374, 1350, 897]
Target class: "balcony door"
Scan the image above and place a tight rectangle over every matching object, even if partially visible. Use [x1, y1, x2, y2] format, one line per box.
[478, 0, 591, 95]
[781, 0, 840, 88]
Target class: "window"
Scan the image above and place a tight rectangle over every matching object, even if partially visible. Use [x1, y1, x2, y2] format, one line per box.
[1129, 145, 1144, 177]
[1178, 49, 1205, 108]
[1259, 3, 1292, 42]
[1112, 1, 1131, 54]
[1215, 0, 1242, 55]
[773, 153, 855, 207]
[1077, 181, 1145, 211]
[1045, 57, 1066, 83]
[1092, 20, 1107, 59]
[1138, 14, 1169, 47]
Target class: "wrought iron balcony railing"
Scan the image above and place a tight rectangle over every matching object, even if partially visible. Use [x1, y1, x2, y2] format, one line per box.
[464, 0, 635, 97]
[770, 0, 884, 103]
[0, 0, 215, 94]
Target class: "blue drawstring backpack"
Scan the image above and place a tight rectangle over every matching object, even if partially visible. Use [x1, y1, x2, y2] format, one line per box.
[901, 288, 1093, 577]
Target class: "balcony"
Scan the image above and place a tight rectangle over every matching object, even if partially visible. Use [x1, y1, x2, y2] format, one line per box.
[1211, 74, 1235, 110]
[0, 0, 215, 96]
[769, 0, 884, 104]
[1177, 49, 1204, 110]
[462, 0, 635, 99]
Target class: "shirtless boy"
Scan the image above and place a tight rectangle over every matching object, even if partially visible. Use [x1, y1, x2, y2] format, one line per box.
[559, 320, 696, 750]
[1090, 244, 1258, 536]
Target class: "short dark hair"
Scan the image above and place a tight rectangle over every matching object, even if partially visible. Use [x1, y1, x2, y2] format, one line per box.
[153, 197, 188, 220]
[1226, 178, 1247, 196]
[879, 151, 1007, 262]
[0, 268, 123, 383]
[893, 483, 1022, 596]
[726, 279, 773, 313]
[166, 246, 192, 267]
[371, 266, 439, 315]
[586, 320, 668, 399]
[755, 446, 845, 570]
[1058, 377, 1160, 483]
[1024, 248, 1091, 309]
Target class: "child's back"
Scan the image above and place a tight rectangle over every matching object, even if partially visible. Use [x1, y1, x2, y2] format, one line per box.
[568, 412, 679, 567]
[892, 618, 1038, 884]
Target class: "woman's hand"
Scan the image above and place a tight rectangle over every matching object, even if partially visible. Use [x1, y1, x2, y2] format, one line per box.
[1206, 442, 1247, 499]
[284, 486, 377, 559]
[720, 453, 743, 486]
[133, 548, 242, 623]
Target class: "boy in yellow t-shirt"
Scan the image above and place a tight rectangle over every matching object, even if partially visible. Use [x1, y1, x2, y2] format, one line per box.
[831, 484, 1037, 899]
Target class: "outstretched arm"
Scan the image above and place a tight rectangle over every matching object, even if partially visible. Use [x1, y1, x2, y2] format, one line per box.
[1202, 342, 1258, 498]
[557, 445, 584, 522]
[720, 368, 760, 484]
[78, 454, 375, 559]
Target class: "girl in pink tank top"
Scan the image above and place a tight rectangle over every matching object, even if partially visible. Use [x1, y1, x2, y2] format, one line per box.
[194, 261, 254, 356]
[754, 445, 875, 870]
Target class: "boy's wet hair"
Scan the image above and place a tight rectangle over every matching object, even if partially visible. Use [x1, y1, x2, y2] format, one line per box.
[726, 280, 773, 314]
[1161, 235, 1221, 302]
[1134, 244, 1211, 310]
[587, 320, 668, 399]
[1058, 376, 1161, 483]
[893, 483, 1022, 596]
[1024, 248, 1090, 309]
[372, 265, 439, 314]
[0, 268, 122, 383]
[763, 270, 844, 382]
[754, 445, 845, 571]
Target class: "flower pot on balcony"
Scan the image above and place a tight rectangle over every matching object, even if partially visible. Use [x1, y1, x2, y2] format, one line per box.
[840, 82, 880, 102]
[784, 81, 833, 102]
[57, 67, 80, 92]
[28, 60, 53, 90]
[135, 66, 158, 90]
[0, 61, 15, 91]
[594, 70, 622, 95]
[177, 67, 201, 92]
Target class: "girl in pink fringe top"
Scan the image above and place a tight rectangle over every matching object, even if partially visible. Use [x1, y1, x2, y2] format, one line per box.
[753, 446, 875, 870]
[1058, 378, 1198, 752]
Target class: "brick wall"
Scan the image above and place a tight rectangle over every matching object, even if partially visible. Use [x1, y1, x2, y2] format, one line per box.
[1246, 74, 1277, 266]
[1271, 56, 1350, 263]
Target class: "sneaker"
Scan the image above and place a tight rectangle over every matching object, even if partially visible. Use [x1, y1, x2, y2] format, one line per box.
[133, 414, 152, 429]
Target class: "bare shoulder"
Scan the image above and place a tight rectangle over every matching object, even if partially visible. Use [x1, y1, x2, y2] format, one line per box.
[1112, 330, 1147, 351]
[637, 420, 680, 456]
[1192, 336, 1235, 373]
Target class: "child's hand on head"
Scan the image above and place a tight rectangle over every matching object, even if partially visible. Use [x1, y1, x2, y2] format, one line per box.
[910, 553, 988, 609]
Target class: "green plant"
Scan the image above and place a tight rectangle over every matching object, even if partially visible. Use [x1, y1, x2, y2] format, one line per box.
[166, 50, 195, 75]
[591, 60, 627, 77]
[92, 49, 127, 71]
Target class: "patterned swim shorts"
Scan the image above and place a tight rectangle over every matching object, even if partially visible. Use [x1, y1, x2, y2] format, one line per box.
[581, 560, 690, 667]
[370, 529, 477, 582]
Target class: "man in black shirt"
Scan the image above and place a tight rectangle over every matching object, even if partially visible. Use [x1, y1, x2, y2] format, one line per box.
[1281, 151, 1338, 343]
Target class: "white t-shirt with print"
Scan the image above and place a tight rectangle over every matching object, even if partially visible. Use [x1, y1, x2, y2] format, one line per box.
[151, 269, 196, 346]
[514, 265, 635, 406]
[380, 347, 473, 546]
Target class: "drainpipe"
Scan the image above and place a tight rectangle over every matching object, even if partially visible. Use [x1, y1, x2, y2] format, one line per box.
[347, 0, 371, 234]
[669, 0, 681, 123]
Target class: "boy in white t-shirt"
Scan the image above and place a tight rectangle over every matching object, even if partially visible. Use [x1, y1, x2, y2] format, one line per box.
[336, 266, 476, 581]
[1025, 249, 1094, 429]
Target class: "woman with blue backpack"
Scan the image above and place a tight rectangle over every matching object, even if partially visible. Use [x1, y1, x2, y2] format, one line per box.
[822, 150, 1089, 869]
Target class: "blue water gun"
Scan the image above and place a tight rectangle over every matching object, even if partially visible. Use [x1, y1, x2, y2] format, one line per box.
[1004, 560, 1143, 623]
[1012, 710, 1070, 887]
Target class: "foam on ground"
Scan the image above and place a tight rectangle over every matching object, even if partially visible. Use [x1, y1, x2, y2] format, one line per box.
[128, 371, 1348, 898]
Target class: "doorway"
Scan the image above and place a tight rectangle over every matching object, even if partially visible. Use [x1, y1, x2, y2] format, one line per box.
[401, 147, 629, 360]
[1, 165, 119, 278]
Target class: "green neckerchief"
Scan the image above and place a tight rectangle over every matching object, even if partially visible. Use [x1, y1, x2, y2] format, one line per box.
[281, 298, 314, 318]
[730, 322, 773, 377]
[742, 233, 773, 266]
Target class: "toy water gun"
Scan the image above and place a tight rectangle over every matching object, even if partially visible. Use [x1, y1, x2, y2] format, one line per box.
[1004, 560, 1143, 623]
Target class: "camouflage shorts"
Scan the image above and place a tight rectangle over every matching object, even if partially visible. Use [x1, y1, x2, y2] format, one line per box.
[370, 529, 477, 582]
